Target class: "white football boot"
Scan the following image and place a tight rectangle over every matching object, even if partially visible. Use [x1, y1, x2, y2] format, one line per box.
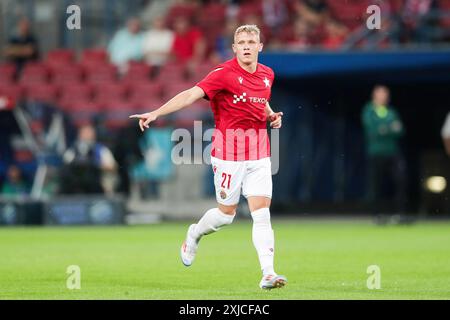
[259, 274, 288, 290]
[180, 224, 199, 267]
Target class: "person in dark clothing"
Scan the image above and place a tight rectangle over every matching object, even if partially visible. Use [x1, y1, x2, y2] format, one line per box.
[4, 18, 39, 74]
[362, 85, 408, 223]
[61, 124, 117, 195]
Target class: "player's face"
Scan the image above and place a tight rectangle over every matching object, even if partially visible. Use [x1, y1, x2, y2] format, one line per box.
[232, 32, 263, 65]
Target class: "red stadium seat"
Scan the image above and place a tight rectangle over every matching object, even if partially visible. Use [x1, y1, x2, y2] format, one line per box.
[438, 0, 450, 28]
[127, 82, 164, 102]
[84, 63, 118, 84]
[0, 63, 16, 84]
[19, 62, 50, 85]
[62, 100, 102, 127]
[81, 48, 109, 65]
[327, 0, 370, 29]
[157, 63, 188, 85]
[197, 3, 226, 29]
[164, 81, 197, 100]
[93, 82, 128, 104]
[25, 83, 58, 104]
[58, 83, 93, 105]
[0, 84, 24, 101]
[237, 1, 263, 23]
[190, 62, 216, 83]
[102, 100, 139, 128]
[49, 64, 84, 85]
[46, 49, 75, 66]
[166, 3, 197, 27]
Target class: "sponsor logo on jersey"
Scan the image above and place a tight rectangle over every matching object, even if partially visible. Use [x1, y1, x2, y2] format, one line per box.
[232, 92, 267, 105]
[263, 77, 270, 88]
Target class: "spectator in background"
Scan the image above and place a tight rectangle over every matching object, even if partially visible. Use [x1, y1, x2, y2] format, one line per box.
[171, 16, 206, 65]
[441, 112, 450, 156]
[4, 17, 39, 74]
[261, 0, 288, 37]
[321, 19, 348, 50]
[293, 0, 329, 28]
[213, 18, 239, 62]
[142, 16, 174, 69]
[286, 18, 312, 51]
[108, 17, 145, 72]
[1, 165, 29, 197]
[401, 0, 435, 42]
[362, 85, 407, 223]
[61, 124, 117, 195]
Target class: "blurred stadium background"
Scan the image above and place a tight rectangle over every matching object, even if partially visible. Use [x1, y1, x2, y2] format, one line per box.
[1, 0, 450, 300]
[1, 0, 450, 225]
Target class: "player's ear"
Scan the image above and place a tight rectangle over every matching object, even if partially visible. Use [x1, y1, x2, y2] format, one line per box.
[258, 43, 263, 52]
[232, 43, 237, 54]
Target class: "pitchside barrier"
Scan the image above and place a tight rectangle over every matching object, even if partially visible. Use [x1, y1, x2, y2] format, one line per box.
[0, 196, 125, 226]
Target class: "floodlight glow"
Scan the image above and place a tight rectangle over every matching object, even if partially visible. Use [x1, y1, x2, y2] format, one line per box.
[425, 176, 447, 193]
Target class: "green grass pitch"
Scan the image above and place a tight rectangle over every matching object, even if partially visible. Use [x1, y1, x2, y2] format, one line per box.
[0, 219, 449, 299]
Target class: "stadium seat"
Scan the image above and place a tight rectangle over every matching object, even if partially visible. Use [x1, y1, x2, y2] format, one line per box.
[166, 3, 197, 27]
[81, 48, 109, 65]
[123, 61, 152, 80]
[58, 83, 93, 106]
[19, 62, 50, 85]
[438, 0, 450, 28]
[49, 64, 84, 85]
[93, 82, 128, 104]
[84, 63, 118, 84]
[127, 82, 164, 102]
[197, 3, 226, 29]
[164, 81, 196, 100]
[25, 83, 58, 104]
[46, 49, 75, 66]
[157, 63, 188, 85]
[0, 84, 24, 101]
[0, 63, 16, 84]
[189, 62, 216, 83]
[102, 100, 139, 128]
[327, 0, 370, 29]
[61, 100, 102, 127]
[237, 1, 263, 23]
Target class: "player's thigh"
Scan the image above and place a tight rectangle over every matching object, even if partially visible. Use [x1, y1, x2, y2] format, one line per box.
[242, 157, 272, 205]
[211, 157, 245, 207]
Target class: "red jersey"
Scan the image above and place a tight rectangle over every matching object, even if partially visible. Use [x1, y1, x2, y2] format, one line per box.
[196, 57, 274, 161]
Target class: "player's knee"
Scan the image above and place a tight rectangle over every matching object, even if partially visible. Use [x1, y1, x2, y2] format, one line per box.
[218, 204, 237, 217]
[247, 196, 271, 212]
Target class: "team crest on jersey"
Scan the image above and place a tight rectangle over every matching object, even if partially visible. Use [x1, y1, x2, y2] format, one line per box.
[263, 77, 270, 88]
[220, 190, 227, 199]
[238, 76, 243, 84]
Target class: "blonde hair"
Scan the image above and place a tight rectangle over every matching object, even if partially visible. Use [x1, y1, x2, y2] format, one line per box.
[234, 24, 261, 41]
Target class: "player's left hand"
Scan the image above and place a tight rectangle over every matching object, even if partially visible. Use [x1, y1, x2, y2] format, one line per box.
[268, 112, 283, 129]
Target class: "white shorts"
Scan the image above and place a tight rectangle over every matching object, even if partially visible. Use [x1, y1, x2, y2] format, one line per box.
[211, 156, 272, 206]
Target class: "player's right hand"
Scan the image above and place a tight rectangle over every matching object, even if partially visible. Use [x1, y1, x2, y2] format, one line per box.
[129, 111, 158, 132]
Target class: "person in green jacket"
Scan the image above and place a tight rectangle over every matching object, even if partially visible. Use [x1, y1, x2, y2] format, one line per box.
[1, 165, 29, 197]
[362, 85, 407, 223]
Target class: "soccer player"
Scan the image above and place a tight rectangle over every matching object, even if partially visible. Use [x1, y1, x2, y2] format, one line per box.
[130, 25, 287, 290]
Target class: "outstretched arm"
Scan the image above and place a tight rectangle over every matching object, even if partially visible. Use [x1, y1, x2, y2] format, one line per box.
[265, 102, 283, 129]
[129, 86, 205, 131]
